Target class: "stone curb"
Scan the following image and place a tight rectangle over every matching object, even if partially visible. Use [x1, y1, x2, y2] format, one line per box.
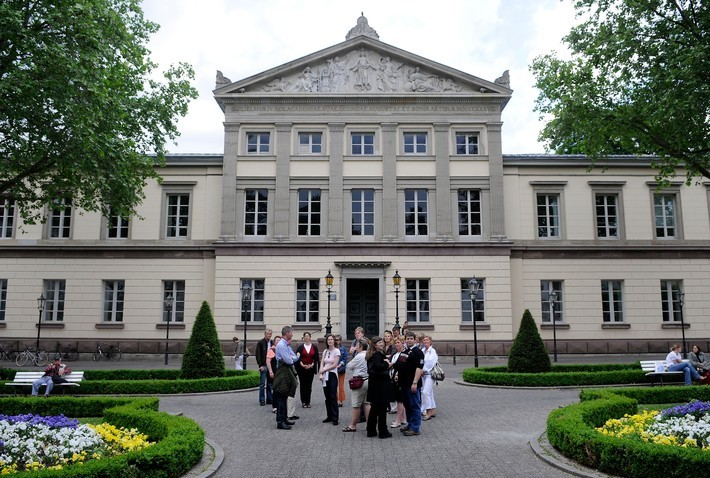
[529, 431, 611, 478]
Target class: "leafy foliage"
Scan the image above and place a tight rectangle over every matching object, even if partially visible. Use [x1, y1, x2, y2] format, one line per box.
[507, 309, 551, 373]
[0, 0, 198, 222]
[531, 0, 710, 184]
[180, 301, 226, 379]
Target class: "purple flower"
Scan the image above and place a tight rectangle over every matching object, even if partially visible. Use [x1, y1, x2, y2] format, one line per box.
[659, 400, 710, 419]
[0, 413, 78, 428]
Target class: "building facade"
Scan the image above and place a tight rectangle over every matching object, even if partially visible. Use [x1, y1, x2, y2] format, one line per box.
[1, 16, 708, 355]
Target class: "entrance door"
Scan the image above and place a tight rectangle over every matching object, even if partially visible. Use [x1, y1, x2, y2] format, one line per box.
[346, 279, 379, 339]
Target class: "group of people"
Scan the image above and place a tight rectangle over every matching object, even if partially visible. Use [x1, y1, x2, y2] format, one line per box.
[253, 324, 441, 437]
[664, 343, 710, 385]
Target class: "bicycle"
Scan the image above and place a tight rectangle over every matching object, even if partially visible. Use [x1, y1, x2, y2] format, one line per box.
[15, 345, 49, 367]
[93, 343, 121, 361]
[54, 342, 79, 362]
[0, 344, 18, 361]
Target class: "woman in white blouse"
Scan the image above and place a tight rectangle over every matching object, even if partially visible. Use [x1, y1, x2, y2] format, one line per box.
[421, 335, 438, 420]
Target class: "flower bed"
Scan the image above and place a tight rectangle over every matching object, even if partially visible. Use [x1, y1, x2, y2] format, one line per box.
[0, 413, 153, 474]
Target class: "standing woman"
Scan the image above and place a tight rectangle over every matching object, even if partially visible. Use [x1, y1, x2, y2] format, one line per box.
[295, 332, 319, 408]
[366, 336, 393, 439]
[383, 330, 395, 356]
[389, 336, 406, 428]
[318, 334, 340, 425]
[335, 335, 348, 407]
[421, 335, 438, 420]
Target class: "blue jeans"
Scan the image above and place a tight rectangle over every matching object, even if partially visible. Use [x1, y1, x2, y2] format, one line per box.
[669, 362, 700, 385]
[405, 385, 422, 432]
[32, 376, 54, 396]
[259, 368, 272, 403]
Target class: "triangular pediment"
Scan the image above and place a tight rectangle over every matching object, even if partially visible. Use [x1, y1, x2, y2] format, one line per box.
[214, 36, 512, 98]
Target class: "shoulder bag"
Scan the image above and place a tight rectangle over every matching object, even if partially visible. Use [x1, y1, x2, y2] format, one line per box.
[430, 362, 445, 381]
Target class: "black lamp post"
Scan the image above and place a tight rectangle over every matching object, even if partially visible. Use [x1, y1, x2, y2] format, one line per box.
[241, 282, 252, 370]
[549, 290, 558, 363]
[36, 294, 46, 351]
[164, 294, 174, 365]
[676, 291, 687, 359]
[325, 270, 334, 336]
[468, 277, 481, 368]
[393, 270, 401, 329]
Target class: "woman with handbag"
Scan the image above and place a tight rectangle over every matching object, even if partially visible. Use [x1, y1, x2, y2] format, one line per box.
[365, 336, 393, 438]
[421, 335, 438, 420]
[318, 334, 340, 425]
[342, 338, 369, 432]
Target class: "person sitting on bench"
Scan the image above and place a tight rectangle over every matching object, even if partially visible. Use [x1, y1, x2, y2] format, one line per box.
[31, 358, 71, 397]
[665, 344, 701, 386]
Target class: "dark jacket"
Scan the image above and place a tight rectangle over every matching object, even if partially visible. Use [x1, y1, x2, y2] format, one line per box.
[273, 364, 298, 397]
[366, 351, 393, 404]
[255, 338, 270, 368]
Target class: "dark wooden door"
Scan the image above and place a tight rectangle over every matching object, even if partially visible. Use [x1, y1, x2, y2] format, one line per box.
[346, 279, 379, 339]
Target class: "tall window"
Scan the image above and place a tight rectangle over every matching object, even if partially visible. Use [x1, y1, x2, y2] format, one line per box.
[455, 133, 479, 155]
[351, 189, 374, 236]
[654, 194, 677, 238]
[298, 189, 321, 236]
[0, 279, 7, 322]
[163, 281, 185, 323]
[107, 209, 129, 239]
[0, 198, 15, 238]
[404, 189, 428, 236]
[595, 194, 619, 238]
[351, 133, 375, 155]
[536, 194, 560, 238]
[660, 280, 682, 322]
[296, 279, 319, 322]
[601, 280, 623, 322]
[241, 279, 265, 322]
[298, 132, 322, 154]
[49, 199, 72, 238]
[102, 280, 125, 322]
[244, 189, 268, 236]
[458, 189, 482, 236]
[403, 132, 427, 154]
[247, 132, 271, 154]
[165, 193, 190, 238]
[460, 278, 485, 322]
[43, 280, 66, 322]
[540, 281, 563, 323]
[406, 279, 430, 322]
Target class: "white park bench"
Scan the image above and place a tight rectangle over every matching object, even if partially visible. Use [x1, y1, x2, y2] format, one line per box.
[640, 360, 687, 386]
[4, 371, 84, 395]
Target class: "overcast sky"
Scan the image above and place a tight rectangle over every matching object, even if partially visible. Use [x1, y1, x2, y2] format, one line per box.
[140, 0, 578, 154]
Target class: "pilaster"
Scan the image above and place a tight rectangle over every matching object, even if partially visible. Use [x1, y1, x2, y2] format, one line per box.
[488, 122, 507, 240]
[434, 122, 452, 241]
[273, 123, 292, 241]
[219, 122, 240, 241]
[327, 123, 345, 242]
[381, 123, 398, 241]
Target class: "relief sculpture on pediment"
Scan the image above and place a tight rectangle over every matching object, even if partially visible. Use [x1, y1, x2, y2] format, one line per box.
[251, 49, 466, 94]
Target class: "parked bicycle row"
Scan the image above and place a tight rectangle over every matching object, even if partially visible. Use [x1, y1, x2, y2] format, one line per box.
[0, 343, 121, 366]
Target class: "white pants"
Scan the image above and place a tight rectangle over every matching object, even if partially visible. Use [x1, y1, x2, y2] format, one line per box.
[287, 396, 296, 417]
[235, 355, 244, 370]
[422, 375, 436, 412]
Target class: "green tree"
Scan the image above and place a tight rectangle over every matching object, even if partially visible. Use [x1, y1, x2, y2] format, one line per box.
[508, 309, 551, 373]
[181, 301, 225, 379]
[0, 0, 198, 223]
[531, 0, 710, 185]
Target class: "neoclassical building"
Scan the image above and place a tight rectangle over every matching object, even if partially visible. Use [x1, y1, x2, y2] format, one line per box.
[1, 16, 708, 356]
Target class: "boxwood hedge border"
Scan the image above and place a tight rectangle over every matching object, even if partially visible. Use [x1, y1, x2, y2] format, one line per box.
[0, 396, 204, 478]
[547, 386, 710, 478]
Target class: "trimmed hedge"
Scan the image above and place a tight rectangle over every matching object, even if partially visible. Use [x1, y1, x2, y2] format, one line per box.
[0, 396, 204, 478]
[547, 387, 710, 478]
[462, 363, 646, 387]
[1, 368, 259, 395]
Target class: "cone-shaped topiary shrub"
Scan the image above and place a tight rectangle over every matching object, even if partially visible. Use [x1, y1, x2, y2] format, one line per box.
[181, 301, 226, 379]
[507, 309, 551, 373]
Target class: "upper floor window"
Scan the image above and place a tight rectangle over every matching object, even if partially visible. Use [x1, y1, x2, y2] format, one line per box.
[43, 279, 66, 322]
[49, 199, 72, 239]
[660, 280, 682, 322]
[403, 132, 428, 154]
[455, 133, 479, 155]
[654, 193, 677, 238]
[298, 132, 322, 154]
[601, 280, 624, 322]
[0, 198, 15, 239]
[165, 193, 190, 238]
[541, 280, 563, 323]
[351, 189, 374, 236]
[247, 132, 271, 154]
[163, 280, 185, 323]
[404, 189, 428, 236]
[536, 194, 560, 238]
[107, 208, 129, 239]
[351, 133, 375, 155]
[406, 279, 430, 323]
[458, 189, 482, 236]
[298, 189, 321, 236]
[102, 280, 125, 322]
[245, 189, 268, 236]
[595, 193, 620, 238]
[241, 279, 265, 322]
[460, 278, 485, 322]
[296, 279, 319, 322]
[0, 279, 7, 322]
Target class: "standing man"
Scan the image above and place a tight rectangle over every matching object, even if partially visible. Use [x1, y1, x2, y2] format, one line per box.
[272, 325, 299, 430]
[397, 331, 424, 436]
[255, 328, 273, 406]
[349, 326, 365, 358]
